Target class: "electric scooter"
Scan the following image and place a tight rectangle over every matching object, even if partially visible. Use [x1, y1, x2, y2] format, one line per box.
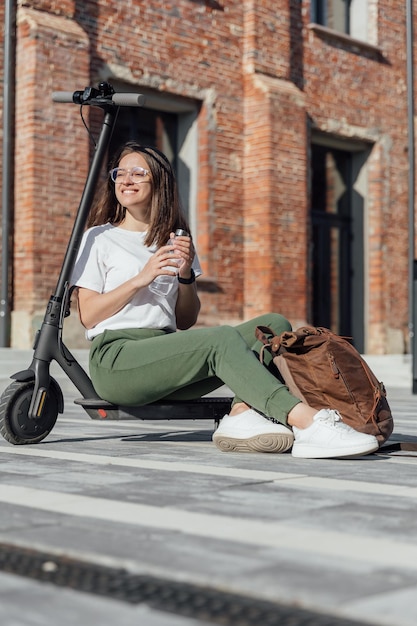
[0, 82, 231, 445]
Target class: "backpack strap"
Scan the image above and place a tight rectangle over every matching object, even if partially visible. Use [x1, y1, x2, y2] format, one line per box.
[376, 441, 417, 453]
[255, 325, 284, 363]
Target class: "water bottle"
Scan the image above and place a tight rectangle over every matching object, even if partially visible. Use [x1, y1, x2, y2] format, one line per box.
[149, 229, 188, 296]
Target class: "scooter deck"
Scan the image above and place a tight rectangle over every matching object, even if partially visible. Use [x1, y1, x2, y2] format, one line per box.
[74, 396, 232, 421]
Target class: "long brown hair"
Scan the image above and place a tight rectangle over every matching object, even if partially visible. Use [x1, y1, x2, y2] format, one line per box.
[87, 142, 190, 247]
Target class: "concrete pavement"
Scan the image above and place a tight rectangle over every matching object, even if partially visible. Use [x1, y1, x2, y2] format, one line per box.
[0, 348, 416, 626]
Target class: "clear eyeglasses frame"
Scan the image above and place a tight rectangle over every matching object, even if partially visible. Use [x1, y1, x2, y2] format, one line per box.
[109, 166, 150, 183]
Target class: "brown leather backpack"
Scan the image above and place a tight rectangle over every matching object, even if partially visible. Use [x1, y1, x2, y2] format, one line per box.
[256, 325, 394, 446]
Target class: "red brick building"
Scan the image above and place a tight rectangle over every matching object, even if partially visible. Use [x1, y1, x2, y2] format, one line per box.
[0, 0, 414, 353]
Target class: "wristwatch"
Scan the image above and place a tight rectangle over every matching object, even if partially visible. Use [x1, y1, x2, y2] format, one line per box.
[177, 268, 196, 284]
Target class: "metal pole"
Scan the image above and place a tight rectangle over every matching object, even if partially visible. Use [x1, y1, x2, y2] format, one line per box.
[0, 0, 16, 347]
[406, 0, 417, 392]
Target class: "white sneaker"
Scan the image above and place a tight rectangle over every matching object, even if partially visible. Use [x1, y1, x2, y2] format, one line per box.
[291, 409, 379, 459]
[212, 408, 294, 453]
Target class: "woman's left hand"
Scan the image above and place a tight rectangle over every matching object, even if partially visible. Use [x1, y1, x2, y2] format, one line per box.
[171, 233, 195, 278]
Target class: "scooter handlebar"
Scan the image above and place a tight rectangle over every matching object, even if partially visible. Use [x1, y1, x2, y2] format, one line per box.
[113, 93, 146, 106]
[52, 92, 76, 103]
[52, 92, 146, 107]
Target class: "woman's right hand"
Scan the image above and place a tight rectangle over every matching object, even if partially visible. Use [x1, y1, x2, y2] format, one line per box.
[139, 239, 181, 286]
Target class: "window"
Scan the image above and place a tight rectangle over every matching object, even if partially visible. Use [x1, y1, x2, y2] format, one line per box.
[108, 87, 199, 232]
[312, 0, 369, 42]
[110, 108, 179, 174]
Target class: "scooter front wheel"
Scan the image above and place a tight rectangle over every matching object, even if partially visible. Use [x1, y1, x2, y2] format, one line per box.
[0, 380, 59, 445]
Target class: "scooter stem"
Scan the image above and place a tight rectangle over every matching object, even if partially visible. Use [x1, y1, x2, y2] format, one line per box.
[28, 102, 119, 419]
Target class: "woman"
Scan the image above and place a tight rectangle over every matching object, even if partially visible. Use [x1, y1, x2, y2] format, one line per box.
[71, 141, 378, 459]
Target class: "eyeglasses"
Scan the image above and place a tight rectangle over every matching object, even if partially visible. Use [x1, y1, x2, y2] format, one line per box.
[109, 166, 150, 183]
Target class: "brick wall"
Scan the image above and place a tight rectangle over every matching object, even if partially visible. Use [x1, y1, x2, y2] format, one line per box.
[0, 0, 414, 353]
[11, 6, 90, 346]
[303, 3, 410, 352]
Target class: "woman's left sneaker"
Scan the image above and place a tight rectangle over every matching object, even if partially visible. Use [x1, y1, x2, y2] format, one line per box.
[291, 409, 379, 458]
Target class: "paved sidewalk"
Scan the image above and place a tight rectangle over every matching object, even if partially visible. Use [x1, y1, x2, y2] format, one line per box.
[0, 348, 416, 626]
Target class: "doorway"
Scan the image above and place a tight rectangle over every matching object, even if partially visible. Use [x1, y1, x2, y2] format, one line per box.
[311, 141, 367, 351]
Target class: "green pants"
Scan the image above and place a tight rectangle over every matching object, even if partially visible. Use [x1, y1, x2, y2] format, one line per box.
[89, 313, 300, 424]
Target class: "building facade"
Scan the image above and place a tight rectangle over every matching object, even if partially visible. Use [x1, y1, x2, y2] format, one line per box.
[0, 0, 414, 353]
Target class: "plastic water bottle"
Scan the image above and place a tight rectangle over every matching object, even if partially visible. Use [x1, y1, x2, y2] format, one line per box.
[148, 229, 188, 296]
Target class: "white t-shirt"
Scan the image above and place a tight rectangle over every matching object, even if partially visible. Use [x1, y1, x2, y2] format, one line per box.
[71, 224, 202, 340]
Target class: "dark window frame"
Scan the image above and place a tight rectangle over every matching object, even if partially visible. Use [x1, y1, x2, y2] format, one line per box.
[311, 0, 352, 37]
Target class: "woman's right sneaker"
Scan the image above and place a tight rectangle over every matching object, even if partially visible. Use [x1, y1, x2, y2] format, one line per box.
[213, 408, 294, 453]
[291, 409, 379, 459]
